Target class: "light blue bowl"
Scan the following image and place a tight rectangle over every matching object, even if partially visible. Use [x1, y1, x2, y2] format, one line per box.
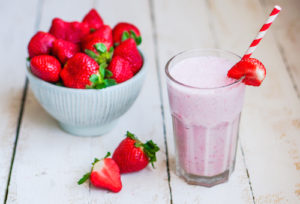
[26, 62, 146, 136]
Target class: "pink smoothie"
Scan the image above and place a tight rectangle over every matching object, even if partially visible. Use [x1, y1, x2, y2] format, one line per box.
[167, 56, 245, 178]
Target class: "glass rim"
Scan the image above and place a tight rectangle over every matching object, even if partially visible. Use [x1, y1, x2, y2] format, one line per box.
[165, 48, 243, 90]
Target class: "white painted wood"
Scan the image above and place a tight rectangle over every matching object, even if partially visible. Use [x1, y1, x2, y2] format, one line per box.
[261, 0, 300, 96]
[209, 0, 300, 203]
[0, 0, 39, 203]
[152, 0, 254, 203]
[6, 0, 170, 203]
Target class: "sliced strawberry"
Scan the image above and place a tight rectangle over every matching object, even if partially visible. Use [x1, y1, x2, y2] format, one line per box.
[52, 39, 80, 64]
[108, 56, 133, 83]
[81, 25, 113, 46]
[113, 22, 141, 45]
[227, 58, 266, 86]
[112, 131, 160, 173]
[114, 38, 143, 74]
[30, 55, 61, 83]
[78, 152, 122, 193]
[82, 9, 104, 30]
[28, 31, 56, 58]
[49, 18, 89, 44]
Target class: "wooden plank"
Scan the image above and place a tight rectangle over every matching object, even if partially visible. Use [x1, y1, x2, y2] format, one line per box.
[208, 0, 300, 203]
[6, 0, 170, 203]
[0, 0, 39, 203]
[260, 0, 300, 97]
[152, 0, 254, 203]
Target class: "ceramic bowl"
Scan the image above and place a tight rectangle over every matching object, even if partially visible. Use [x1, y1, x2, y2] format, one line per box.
[26, 62, 146, 136]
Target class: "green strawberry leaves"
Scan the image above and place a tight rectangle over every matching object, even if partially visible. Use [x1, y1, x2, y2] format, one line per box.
[85, 44, 117, 90]
[120, 30, 142, 45]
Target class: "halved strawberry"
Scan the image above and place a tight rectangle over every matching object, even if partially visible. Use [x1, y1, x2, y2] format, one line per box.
[114, 38, 143, 74]
[78, 152, 122, 193]
[28, 31, 56, 58]
[52, 39, 80, 64]
[227, 58, 266, 86]
[30, 55, 61, 83]
[49, 18, 89, 44]
[82, 9, 104, 31]
[112, 131, 160, 173]
[113, 22, 141, 45]
[108, 56, 133, 83]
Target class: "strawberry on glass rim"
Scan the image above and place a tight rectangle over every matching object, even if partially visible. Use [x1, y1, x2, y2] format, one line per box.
[227, 57, 266, 86]
[78, 152, 122, 193]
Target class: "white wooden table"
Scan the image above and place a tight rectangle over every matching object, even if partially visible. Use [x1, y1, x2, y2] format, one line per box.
[1, 0, 300, 203]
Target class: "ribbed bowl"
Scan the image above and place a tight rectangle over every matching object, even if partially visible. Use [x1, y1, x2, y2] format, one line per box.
[26, 63, 146, 136]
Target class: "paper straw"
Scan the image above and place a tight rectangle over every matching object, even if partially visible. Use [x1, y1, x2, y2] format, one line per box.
[243, 5, 281, 59]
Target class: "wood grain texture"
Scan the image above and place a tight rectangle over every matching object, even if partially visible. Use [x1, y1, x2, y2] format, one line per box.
[0, 0, 39, 203]
[208, 0, 300, 203]
[151, 0, 254, 203]
[261, 0, 300, 97]
[6, 0, 170, 203]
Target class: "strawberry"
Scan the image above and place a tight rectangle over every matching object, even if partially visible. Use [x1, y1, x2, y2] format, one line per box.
[27, 31, 56, 58]
[227, 57, 266, 86]
[113, 22, 141, 45]
[82, 9, 104, 31]
[112, 131, 160, 173]
[108, 56, 133, 83]
[81, 36, 112, 54]
[52, 39, 80, 64]
[78, 152, 122, 193]
[114, 38, 143, 74]
[30, 55, 61, 83]
[49, 18, 89, 44]
[60, 53, 99, 89]
[81, 25, 113, 46]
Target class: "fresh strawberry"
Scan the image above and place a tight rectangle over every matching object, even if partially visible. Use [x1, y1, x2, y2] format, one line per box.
[60, 53, 99, 89]
[112, 131, 160, 173]
[227, 57, 266, 86]
[30, 55, 61, 83]
[108, 56, 133, 83]
[49, 18, 89, 44]
[52, 39, 80, 64]
[113, 22, 141, 45]
[78, 152, 122, 193]
[82, 9, 104, 31]
[81, 25, 113, 46]
[114, 38, 143, 74]
[81, 36, 112, 54]
[27, 31, 56, 58]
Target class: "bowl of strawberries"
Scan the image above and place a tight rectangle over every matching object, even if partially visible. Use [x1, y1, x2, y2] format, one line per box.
[26, 9, 145, 136]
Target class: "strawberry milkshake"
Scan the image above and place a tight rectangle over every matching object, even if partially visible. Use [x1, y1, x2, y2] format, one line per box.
[165, 49, 245, 186]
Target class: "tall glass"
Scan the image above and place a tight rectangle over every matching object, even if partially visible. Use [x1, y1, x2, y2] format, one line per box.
[165, 49, 246, 187]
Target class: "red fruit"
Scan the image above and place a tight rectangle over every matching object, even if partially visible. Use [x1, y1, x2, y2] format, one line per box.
[49, 18, 89, 44]
[227, 57, 266, 86]
[112, 131, 160, 173]
[52, 39, 80, 64]
[82, 9, 104, 30]
[114, 38, 143, 74]
[81, 25, 112, 46]
[108, 56, 133, 83]
[30, 55, 61, 83]
[81, 36, 112, 54]
[113, 22, 141, 45]
[78, 153, 122, 193]
[28, 31, 56, 58]
[60, 53, 99, 89]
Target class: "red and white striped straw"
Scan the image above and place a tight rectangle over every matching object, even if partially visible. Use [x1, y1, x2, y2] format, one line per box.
[243, 5, 281, 59]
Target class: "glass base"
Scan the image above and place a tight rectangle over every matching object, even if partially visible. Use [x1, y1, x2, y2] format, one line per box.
[176, 167, 230, 187]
